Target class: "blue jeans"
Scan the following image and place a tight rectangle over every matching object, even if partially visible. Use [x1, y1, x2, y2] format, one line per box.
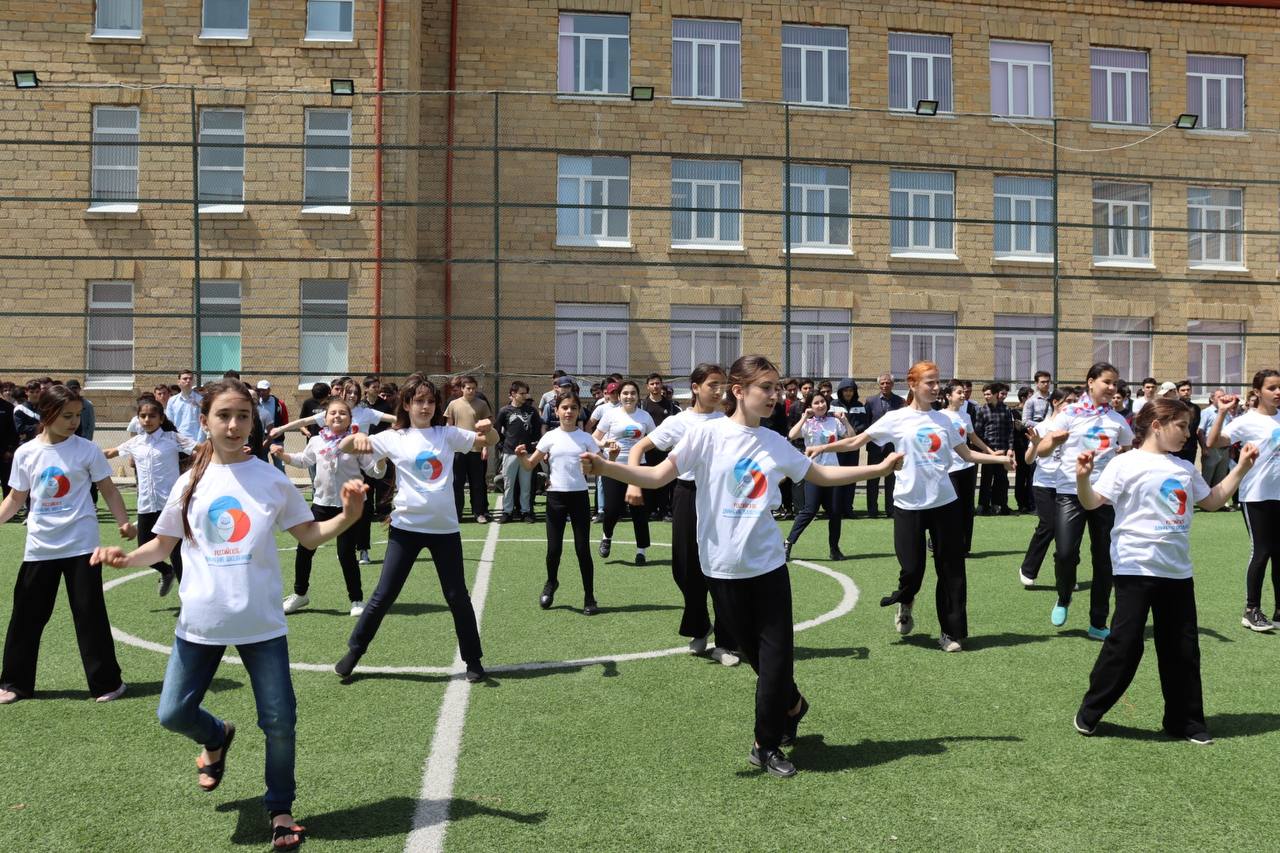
[157, 634, 297, 813]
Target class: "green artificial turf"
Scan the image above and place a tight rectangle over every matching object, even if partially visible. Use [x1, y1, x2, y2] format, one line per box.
[0, 490, 1276, 852]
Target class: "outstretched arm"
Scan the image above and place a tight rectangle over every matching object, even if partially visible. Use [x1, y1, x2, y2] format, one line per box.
[513, 444, 545, 471]
[955, 443, 1014, 469]
[805, 452, 904, 487]
[811, 431, 873, 457]
[92, 533, 180, 569]
[1199, 442, 1257, 511]
[288, 480, 368, 550]
[268, 415, 319, 440]
[581, 453, 677, 489]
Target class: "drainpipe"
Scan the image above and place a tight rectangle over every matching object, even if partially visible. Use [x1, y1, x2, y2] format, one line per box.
[443, 0, 459, 371]
[372, 0, 386, 372]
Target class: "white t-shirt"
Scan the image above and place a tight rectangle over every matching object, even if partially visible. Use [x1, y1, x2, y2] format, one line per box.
[1042, 402, 1135, 495]
[1092, 449, 1211, 580]
[1031, 419, 1063, 489]
[864, 408, 965, 511]
[10, 436, 113, 561]
[942, 409, 975, 473]
[311, 406, 387, 433]
[1221, 410, 1280, 503]
[367, 426, 477, 533]
[648, 410, 724, 482]
[595, 406, 656, 465]
[116, 429, 198, 513]
[588, 399, 618, 426]
[535, 428, 600, 492]
[125, 416, 143, 436]
[153, 458, 313, 645]
[290, 433, 384, 507]
[799, 415, 847, 467]
[671, 418, 812, 580]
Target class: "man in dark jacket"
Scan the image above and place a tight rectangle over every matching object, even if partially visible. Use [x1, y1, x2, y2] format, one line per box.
[830, 378, 870, 517]
[495, 381, 543, 523]
[865, 372, 906, 517]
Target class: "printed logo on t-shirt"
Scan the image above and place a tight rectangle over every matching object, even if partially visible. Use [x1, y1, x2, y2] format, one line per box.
[619, 425, 643, 440]
[1270, 428, 1280, 457]
[1083, 425, 1112, 452]
[37, 466, 71, 499]
[957, 424, 967, 439]
[414, 450, 445, 481]
[1160, 478, 1188, 516]
[914, 427, 946, 467]
[204, 495, 253, 566]
[730, 457, 767, 501]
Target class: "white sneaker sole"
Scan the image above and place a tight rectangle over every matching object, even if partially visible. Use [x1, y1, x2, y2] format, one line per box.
[1019, 572, 1035, 587]
[1241, 617, 1274, 633]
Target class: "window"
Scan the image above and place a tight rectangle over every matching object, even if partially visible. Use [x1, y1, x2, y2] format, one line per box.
[90, 106, 139, 211]
[789, 309, 850, 377]
[889, 33, 952, 113]
[890, 311, 955, 378]
[306, 0, 353, 41]
[1090, 47, 1149, 125]
[672, 160, 741, 248]
[993, 314, 1053, 383]
[95, 0, 141, 37]
[202, 0, 248, 38]
[1092, 317, 1151, 383]
[556, 156, 629, 247]
[670, 306, 741, 375]
[300, 280, 348, 384]
[555, 303, 629, 375]
[87, 281, 134, 388]
[1188, 187, 1244, 268]
[303, 109, 351, 211]
[1092, 181, 1151, 263]
[673, 19, 740, 101]
[994, 176, 1053, 258]
[989, 40, 1052, 118]
[782, 25, 848, 107]
[785, 165, 849, 250]
[890, 170, 954, 254]
[558, 13, 629, 95]
[1187, 55, 1244, 131]
[1187, 320, 1244, 396]
[198, 109, 244, 210]
[198, 281, 241, 380]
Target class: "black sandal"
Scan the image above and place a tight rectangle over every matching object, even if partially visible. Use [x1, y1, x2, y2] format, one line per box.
[197, 722, 236, 792]
[270, 820, 307, 850]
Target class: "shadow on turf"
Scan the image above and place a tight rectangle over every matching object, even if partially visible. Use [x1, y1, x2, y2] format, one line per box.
[794, 646, 869, 661]
[737, 733, 1022, 774]
[216, 795, 547, 844]
[29, 677, 240, 701]
[1090, 713, 1280, 742]
[896, 632, 1055, 651]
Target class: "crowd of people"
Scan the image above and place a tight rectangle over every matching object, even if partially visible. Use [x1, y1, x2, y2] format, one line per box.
[0, 357, 1275, 847]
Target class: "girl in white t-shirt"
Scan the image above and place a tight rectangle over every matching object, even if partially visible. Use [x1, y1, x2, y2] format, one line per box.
[515, 390, 607, 614]
[941, 380, 997, 557]
[1018, 388, 1076, 587]
[273, 396, 386, 617]
[592, 380, 656, 564]
[583, 355, 901, 778]
[105, 396, 196, 597]
[337, 374, 497, 683]
[1203, 369, 1280, 631]
[91, 378, 366, 850]
[1072, 397, 1257, 745]
[1036, 361, 1135, 637]
[0, 385, 136, 705]
[821, 362, 1014, 652]
[783, 390, 849, 561]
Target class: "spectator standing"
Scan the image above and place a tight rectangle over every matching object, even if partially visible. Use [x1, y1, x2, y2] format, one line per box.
[1200, 388, 1236, 491]
[254, 380, 289, 472]
[640, 373, 679, 521]
[444, 375, 494, 523]
[495, 381, 542, 523]
[974, 382, 1014, 515]
[1012, 386, 1034, 512]
[165, 370, 204, 443]
[0, 383, 17, 498]
[1174, 380, 1202, 464]
[13, 380, 42, 445]
[1132, 377, 1158, 415]
[864, 373, 906, 517]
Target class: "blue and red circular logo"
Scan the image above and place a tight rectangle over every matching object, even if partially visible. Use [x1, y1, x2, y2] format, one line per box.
[1084, 426, 1112, 451]
[915, 427, 943, 454]
[620, 425, 643, 440]
[415, 450, 444, 481]
[1160, 478, 1188, 516]
[37, 466, 71, 498]
[205, 496, 251, 543]
[730, 457, 767, 500]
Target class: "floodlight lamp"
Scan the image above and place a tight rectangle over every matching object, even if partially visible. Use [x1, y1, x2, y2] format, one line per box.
[1175, 113, 1199, 130]
[915, 99, 939, 116]
[13, 70, 39, 89]
[330, 78, 355, 96]
[630, 86, 655, 102]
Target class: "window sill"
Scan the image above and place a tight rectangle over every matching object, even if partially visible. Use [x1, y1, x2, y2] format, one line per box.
[888, 110, 957, 121]
[990, 116, 1054, 126]
[194, 35, 252, 45]
[300, 206, 353, 217]
[993, 254, 1053, 264]
[889, 251, 961, 261]
[781, 247, 855, 257]
[671, 98, 744, 109]
[85, 381, 136, 391]
[785, 102, 851, 113]
[1186, 128, 1248, 139]
[556, 240, 635, 251]
[301, 37, 358, 48]
[670, 243, 745, 253]
[1189, 263, 1248, 273]
[199, 204, 247, 217]
[1089, 123, 1154, 133]
[85, 204, 139, 216]
[1092, 259, 1156, 270]
[87, 33, 145, 43]
[555, 94, 631, 105]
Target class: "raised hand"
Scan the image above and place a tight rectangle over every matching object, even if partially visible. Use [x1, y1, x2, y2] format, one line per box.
[602, 439, 621, 461]
[347, 432, 374, 454]
[1048, 429, 1070, 447]
[474, 418, 493, 434]
[625, 484, 644, 506]
[514, 443, 528, 458]
[882, 451, 905, 473]
[270, 445, 286, 458]
[1218, 394, 1239, 411]
[339, 478, 369, 516]
[91, 546, 129, 568]
[580, 451, 605, 476]
[268, 426, 285, 440]
[1238, 441, 1260, 469]
[1075, 450, 1095, 478]
[119, 521, 137, 540]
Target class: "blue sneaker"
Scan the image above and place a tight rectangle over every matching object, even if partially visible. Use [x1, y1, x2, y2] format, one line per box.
[1051, 605, 1069, 626]
[1087, 625, 1111, 640]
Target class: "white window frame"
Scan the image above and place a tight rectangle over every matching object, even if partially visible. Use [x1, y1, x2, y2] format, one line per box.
[302, 109, 351, 213]
[1187, 320, 1244, 397]
[672, 19, 741, 102]
[671, 160, 742, 249]
[785, 165, 850, 252]
[305, 0, 354, 41]
[994, 176, 1053, 260]
[670, 306, 741, 376]
[86, 281, 134, 390]
[789, 308, 850, 377]
[198, 108, 245, 212]
[782, 24, 849, 108]
[989, 40, 1052, 118]
[198, 281, 242, 382]
[556, 156, 630, 248]
[1092, 182, 1152, 265]
[299, 280, 348, 387]
[1091, 47, 1149, 125]
[889, 310, 956, 378]
[94, 0, 142, 37]
[1187, 186, 1244, 269]
[554, 303, 629, 376]
[889, 32, 952, 113]
[889, 170, 955, 256]
[993, 315, 1053, 384]
[90, 106, 140, 213]
[201, 0, 249, 39]
[1092, 317, 1152, 384]
[1187, 55, 1244, 131]
[558, 13, 629, 96]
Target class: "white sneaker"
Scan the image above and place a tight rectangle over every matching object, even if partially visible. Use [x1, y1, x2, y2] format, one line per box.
[894, 603, 914, 635]
[689, 630, 712, 655]
[358, 550, 371, 564]
[710, 647, 740, 667]
[95, 682, 127, 703]
[939, 633, 962, 653]
[1019, 571, 1035, 588]
[349, 601, 365, 617]
[282, 593, 310, 614]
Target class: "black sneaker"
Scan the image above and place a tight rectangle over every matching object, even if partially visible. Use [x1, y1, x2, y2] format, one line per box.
[1241, 607, 1274, 633]
[157, 569, 175, 598]
[828, 547, 844, 561]
[464, 663, 485, 683]
[779, 696, 809, 748]
[591, 513, 604, 524]
[539, 581, 558, 610]
[583, 599, 600, 616]
[783, 540, 793, 562]
[1073, 710, 1096, 736]
[635, 553, 646, 566]
[598, 538, 611, 558]
[748, 745, 797, 778]
[523, 513, 536, 523]
[335, 649, 362, 680]
[497, 514, 513, 525]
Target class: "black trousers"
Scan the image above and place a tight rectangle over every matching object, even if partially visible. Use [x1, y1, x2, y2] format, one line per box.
[786, 481, 841, 551]
[1, 554, 123, 697]
[353, 472, 378, 551]
[643, 448, 672, 518]
[452, 451, 489, 519]
[1019, 485, 1056, 580]
[294, 503, 363, 601]
[1240, 501, 1280, 611]
[1054, 493, 1115, 629]
[948, 466, 977, 555]
[671, 480, 735, 649]
[706, 566, 801, 752]
[1013, 438, 1034, 510]
[891, 500, 968, 639]
[138, 510, 183, 580]
[865, 443, 896, 514]
[978, 461, 1010, 511]
[545, 490, 594, 600]
[837, 450, 860, 516]
[1078, 575, 1206, 737]
[779, 479, 795, 515]
[601, 476, 650, 549]
[347, 527, 482, 666]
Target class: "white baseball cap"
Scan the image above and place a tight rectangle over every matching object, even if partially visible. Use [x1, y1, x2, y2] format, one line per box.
[256, 380, 271, 390]
[1158, 381, 1178, 396]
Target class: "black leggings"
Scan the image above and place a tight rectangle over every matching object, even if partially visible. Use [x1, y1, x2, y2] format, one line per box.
[294, 503, 363, 601]
[601, 476, 650, 549]
[138, 510, 182, 580]
[1053, 492, 1115, 629]
[890, 499, 968, 639]
[545, 490, 594, 600]
[346, 527, 482, 666]
[948, 465, 977, 555]
[786, 481, 841, 550]
[1240, 501, 1280, 611]
[671, 480, 736, 649]
[1019, 485, 1056, 580]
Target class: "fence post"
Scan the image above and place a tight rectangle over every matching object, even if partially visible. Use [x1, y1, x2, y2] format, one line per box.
[492, 91, 502, 403]
[190, 86, 202, 380]
[783, 102, 792, 375]
[1051, 117, 1059, 380]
